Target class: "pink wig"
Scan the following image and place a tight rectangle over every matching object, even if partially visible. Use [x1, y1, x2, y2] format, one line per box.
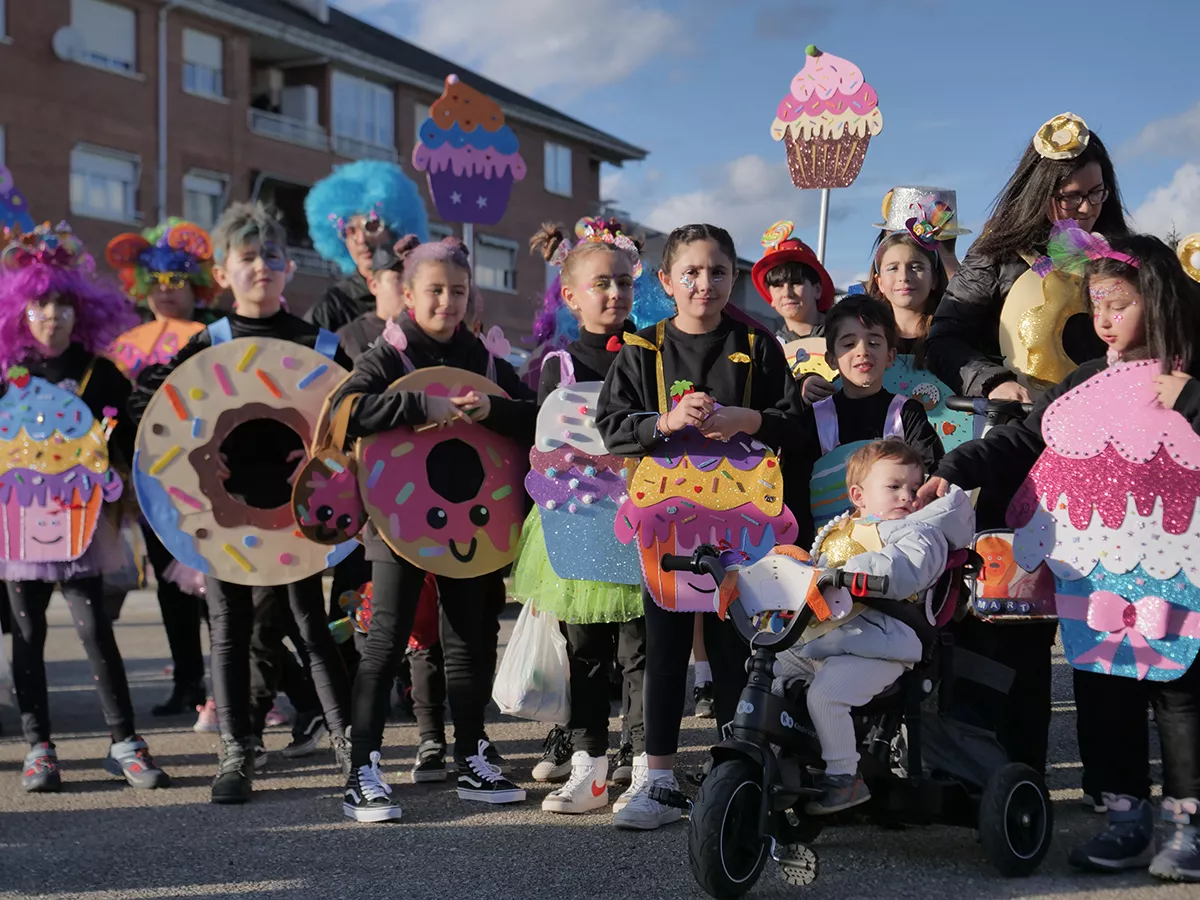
[0, 262, 139, 370]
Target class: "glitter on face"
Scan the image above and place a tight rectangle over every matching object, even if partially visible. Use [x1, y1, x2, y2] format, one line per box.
[679, 273, 696, 292]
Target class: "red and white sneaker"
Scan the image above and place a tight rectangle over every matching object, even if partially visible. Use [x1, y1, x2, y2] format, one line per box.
[542, 752, 608, 814]
[193, 698, 219, 734]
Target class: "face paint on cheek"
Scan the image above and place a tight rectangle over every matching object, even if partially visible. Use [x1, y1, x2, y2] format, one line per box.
[679, 274, 696, 292]
[261, 243, 289, 272]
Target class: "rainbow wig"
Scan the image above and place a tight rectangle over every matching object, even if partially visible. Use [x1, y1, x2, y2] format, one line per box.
[304, 161, 430, 274]
[0, 260, 138, 371]
[105, 218, 218, 307]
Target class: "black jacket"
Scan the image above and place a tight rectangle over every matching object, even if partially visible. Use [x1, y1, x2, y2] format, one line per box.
[331, 316, 536, 562]
[926, 247, 1103, 397]
[537, 324, 632, 404]
[306, 273, 374, 334]
[129, 311, 350, 508]
[337, 313, 386, 363]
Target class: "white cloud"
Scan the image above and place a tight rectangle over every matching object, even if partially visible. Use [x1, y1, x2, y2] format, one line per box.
[333, 0, 674, 96]
[1132, 164, 1200, 238]
[638, 155, 823, 262]
[1121, 103, 1200, 161]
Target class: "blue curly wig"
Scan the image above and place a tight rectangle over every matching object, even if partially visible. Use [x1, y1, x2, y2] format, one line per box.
[304, 161, 429, 275]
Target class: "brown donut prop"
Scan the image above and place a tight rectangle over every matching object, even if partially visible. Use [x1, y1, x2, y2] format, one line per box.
[134, 335, 354, 585]
[355, 366, 524, 578]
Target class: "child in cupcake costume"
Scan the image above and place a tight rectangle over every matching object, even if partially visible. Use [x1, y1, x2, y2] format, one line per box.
[0, 223, 170, 793]
[923, 228, 1200, 882]
[598, 224, 805, 831]
[510, 217, 648, 814]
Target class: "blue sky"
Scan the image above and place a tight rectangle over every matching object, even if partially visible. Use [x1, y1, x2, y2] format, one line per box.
[335, 0, 1200, 287]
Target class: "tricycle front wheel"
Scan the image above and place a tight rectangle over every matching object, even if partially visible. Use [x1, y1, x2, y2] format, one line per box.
[688, 759, 769, 899]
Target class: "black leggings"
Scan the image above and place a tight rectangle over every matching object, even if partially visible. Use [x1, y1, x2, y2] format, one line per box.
[140, 522, 207, 687]
[642, 593, 749, 757]
[565, 617, 646, 757]
[6, 578, 136, 745]
[205, 574, 350, 742]
[351, 557, 504, 765]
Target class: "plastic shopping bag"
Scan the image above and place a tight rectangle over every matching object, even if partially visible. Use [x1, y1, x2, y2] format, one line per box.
[492, 603, 569, 725]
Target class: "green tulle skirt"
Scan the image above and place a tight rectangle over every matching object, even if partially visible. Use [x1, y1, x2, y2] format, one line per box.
[509, 508, 643, 624]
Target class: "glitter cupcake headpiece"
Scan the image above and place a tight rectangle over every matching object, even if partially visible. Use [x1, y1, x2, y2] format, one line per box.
[548, 216, 642, 277]
[1, 221, 89, 272]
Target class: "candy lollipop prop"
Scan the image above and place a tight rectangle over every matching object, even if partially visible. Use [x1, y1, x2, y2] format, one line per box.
[770, 45, 884, 262]
[1008, 361, 1200, 680]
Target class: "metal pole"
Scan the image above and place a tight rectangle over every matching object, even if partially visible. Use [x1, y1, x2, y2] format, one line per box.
[462, 222, 474, 260]
[816, 187, 830, 264]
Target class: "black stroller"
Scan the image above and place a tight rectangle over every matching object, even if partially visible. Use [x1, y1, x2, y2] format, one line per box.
[652, 542, 1053, 899]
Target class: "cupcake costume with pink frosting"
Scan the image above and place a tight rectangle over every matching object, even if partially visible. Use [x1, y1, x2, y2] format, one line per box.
[1008, 361, 1200, 680]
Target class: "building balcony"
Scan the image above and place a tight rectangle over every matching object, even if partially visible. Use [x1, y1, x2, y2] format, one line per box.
[333, 134, 399, 163]
[248, 109, 329, 152]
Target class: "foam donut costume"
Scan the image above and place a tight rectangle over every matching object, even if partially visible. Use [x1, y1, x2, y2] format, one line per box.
[134, 321, 355, 585]
[0, 365, 122, 561]
[612, 331, 799, 612]
[354, 365, 525, 578]
[1008, 361, 1200, 681]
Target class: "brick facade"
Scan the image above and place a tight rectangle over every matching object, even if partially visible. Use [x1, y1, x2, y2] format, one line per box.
[0, 0, 631, 342]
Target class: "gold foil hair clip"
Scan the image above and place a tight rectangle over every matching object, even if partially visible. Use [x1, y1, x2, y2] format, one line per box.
[1034, 112, 1090, 161]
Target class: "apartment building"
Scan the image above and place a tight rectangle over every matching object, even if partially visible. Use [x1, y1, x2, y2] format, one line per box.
[0, 0, 645, 340]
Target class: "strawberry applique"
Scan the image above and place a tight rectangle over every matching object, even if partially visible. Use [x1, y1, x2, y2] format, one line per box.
[669, 379, 695, 403]
[7, 366, 29, 388]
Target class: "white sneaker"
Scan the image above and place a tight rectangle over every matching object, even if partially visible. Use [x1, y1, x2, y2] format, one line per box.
[613, 752, 648, 814]
[543, 752, 608, 814]
[613, 767, 681, 830]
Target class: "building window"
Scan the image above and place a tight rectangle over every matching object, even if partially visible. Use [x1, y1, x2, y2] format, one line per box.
[70, 146, 139, 222]
[474, 235, 517, 294]
[183, 29, 223, 99]
[544, 142, 572, 197]
[332, 71, 394, 149]
[183, 171, 227, 230]
[72, 0, 136, 74]
[414, 103, 430, 139]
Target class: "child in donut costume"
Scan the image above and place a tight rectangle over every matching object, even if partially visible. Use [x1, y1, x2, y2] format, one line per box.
[926, 232, 1200, 882]
[795, 295, 943, 540]
[128, 203, 355, 806]
[327, 235, 536, 821]
[509, 218, 647, 815]
[0, 222, 170, 793]
[596, 223, 805, 831]
[105, 218, 221, 721]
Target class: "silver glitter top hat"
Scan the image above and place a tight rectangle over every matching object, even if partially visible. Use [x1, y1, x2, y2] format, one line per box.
[873, 186, 971, 239]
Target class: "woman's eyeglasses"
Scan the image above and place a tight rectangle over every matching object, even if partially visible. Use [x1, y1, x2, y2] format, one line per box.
[1053, 185, 1109, 212]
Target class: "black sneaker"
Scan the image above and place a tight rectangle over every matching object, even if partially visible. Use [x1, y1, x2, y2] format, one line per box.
[1069, 794, 1155, 871]
[282, 713, 328, 758]
[531, 725, 572, 782]
[456, 740, 525, 804]
[611, 742, 634, 787]
[211, 736, 253, 804]
[482, 737, 508, 774]
[412, 740, 447, 783]
[343, 751, 402, 823]
[251, 735, 269, 772]
[151, 681, 207, 717]
[693, 682, 715, 718]
[330, 730, 352, 779]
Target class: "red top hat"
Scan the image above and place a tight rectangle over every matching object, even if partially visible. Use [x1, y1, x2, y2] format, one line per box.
[751, 221, 835, 312]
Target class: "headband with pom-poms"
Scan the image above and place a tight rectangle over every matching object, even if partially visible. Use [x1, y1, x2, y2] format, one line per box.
[2, 221, 91, 273]
[105, 219, 218, 306]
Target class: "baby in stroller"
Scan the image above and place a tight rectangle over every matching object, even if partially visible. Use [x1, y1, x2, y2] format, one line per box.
[772, 438, 974, 815]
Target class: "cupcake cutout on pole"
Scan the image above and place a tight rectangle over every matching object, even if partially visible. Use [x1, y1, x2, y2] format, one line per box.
[770, 45, 883, 190]
[0, 366, 123, 561]
[0, 166, 34, 233]
[413, 75, 527, 226]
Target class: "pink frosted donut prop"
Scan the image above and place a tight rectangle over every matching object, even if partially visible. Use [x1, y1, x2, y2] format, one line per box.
[134, 336, 353, 586]
[355, 366, 524, 578]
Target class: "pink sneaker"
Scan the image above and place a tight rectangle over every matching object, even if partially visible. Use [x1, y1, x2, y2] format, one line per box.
[265, 703, 289, 728]
[193, 698, 219, 734]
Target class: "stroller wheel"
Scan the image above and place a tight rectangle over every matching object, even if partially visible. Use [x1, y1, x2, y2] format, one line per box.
[688, 759, 769, 899]
[978, 763, 1052, 877]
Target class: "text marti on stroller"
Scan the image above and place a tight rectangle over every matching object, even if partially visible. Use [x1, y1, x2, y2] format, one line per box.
[652, 493, 1053, 899]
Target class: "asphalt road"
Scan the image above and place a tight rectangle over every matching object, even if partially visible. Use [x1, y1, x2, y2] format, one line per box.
[0, 590, 1188, 900]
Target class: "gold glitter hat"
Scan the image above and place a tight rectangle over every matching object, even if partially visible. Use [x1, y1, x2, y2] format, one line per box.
[1033, 112, 1090, 161]
[873, 186, 971, 238]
